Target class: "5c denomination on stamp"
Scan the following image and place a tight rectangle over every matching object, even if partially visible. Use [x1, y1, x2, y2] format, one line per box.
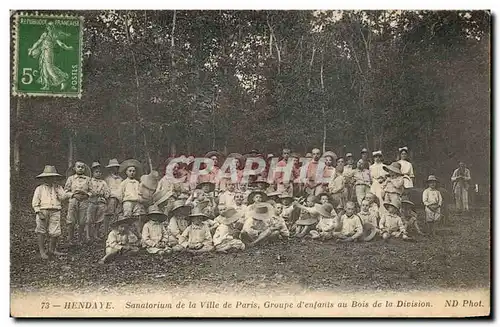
[12, 12, 83, 98]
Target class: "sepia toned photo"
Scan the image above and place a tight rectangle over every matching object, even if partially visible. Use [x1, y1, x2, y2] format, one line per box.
[10, 9, 490, 318]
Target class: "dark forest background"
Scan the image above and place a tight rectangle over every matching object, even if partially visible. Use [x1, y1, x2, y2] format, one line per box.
[10, 10, 490, 205]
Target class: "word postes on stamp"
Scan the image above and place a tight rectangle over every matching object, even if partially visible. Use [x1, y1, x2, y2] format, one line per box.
[12, 13, 83, 98]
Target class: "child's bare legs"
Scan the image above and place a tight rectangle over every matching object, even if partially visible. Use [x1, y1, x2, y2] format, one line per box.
[37, 234, 48, 259]
[67, 223, 75, 244]
[49, 237, 65, 256]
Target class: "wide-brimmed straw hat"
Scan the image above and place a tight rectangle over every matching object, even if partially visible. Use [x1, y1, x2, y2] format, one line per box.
[227, 152, 244, 166]
[427, 175, 438, 182]
[110, 216, 136, 228]
[140, 170, 160, 191]
[315, 203, 334, 218]
[295, 216, 318, 226]
[251, 177, 270, 189]
[119, 158, 143, 176]
[36, 165, 63, 178]
[322, 151, 338, 161]
[188, 206, 209, 220]
[220, 207, 243, 225]
[383, 162, 403, 175]
[267, 190, 281, 198]
[247, 190, 268, 204]
[147, 205, 168, 222]
[383, 199, 401, 212]
[196, 181, 216, 192]
[170, 199, 191, 215]
[401, 199, 415, 207]
[205, 150, 223, 159]
[91, 162, 101, 169]
[106, 158, 120, 168]
[251, 203, 273, 221]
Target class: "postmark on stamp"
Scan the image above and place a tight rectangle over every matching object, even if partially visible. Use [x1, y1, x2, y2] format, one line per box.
[12, 13, 84, 98]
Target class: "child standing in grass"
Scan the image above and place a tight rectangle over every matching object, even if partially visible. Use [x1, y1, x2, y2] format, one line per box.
[353, 159, 371, 207]
[104, 159, 123, 239]
[87, 162, 110, 242]
[118, 160, 146, 238]
[423, 175, 443, 236]
[65, 160, 91, 245]
[32, 165, 68, 259]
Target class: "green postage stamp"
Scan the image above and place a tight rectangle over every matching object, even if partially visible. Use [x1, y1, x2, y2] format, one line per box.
[12, 13, 84, 97]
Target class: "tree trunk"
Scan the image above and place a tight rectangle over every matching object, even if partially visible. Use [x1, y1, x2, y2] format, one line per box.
[68, 131, 75, 168]
[13, 98, 21, 175]
[308, 44, 316, 88]
[320, 49, 326, 153]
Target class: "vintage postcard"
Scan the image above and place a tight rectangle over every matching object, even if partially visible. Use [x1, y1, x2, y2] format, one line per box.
[10, 9, 490, 318]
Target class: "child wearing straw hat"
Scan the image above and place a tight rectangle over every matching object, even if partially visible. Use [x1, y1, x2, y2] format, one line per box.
[382, 162, 405, 204]
[240, 203, 288, 247]
[179, 207, 214, 253]
[217, 181, 237, 212]
[379, 199, 409, 240]
[64, 160, 91, 245]
[87, 162, 111, 243]
[104, 159, 123, 238]
[332, 202, 364, 242]
[98, 216, 139, 264]
[32, 165, 69, 259]
[167, 199, 192, 241]
[353, 159, 372, 207]
[291, 195, 319, 238]
[358, 199, 379, 241]
[212, 208, 246, 253]
[328, 167, 346, 209]
[401, 198, 426, 236]
[309, 203, 338, 240]
[278, 192, 296, 228]
[142, 205, 183, 255]
[423, 175, 443, 236]
[118, 159, 146, 238]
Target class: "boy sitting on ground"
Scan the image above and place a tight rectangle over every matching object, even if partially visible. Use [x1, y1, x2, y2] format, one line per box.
[99, 216, 139, 264]
[379, 199, 409, 241]
[179, 207, 214, 253]
[332, 201, 364, 242]
[142, 205, 183, 255]
[213, 208, 246, 253]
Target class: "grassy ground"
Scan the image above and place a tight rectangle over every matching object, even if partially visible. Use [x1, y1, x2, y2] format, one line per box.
[10, 206, 490, 294]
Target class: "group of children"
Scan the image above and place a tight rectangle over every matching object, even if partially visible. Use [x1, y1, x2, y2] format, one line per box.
[31, 147, 444, 263]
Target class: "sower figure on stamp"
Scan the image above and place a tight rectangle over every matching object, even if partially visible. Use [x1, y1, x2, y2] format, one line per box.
[65, 160, 91, 246]
[104, 159, 123, 238]
[87, 162, 110, 243]
[32, 165, 69, 259]
[98, 216, 139, 264]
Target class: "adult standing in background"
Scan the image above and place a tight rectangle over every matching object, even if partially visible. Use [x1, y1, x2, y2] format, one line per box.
[360, 148, 370, 166]
[451, 162, 471, 213]
[397, 147, 415, 189]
